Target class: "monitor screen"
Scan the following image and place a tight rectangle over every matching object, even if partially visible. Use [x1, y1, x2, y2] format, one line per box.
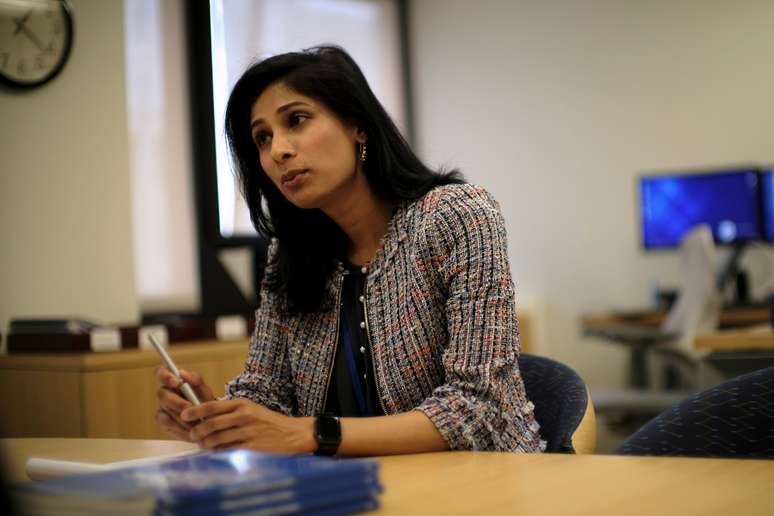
[639, 169, 761, 249]
[761, 169, 774, 242]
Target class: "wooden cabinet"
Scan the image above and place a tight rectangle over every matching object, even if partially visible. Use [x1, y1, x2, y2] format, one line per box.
[0, 340, 249, 439]
[0, 317, 535, 439]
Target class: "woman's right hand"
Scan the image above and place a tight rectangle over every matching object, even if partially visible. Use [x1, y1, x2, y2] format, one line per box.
[155, 368, 216, 441]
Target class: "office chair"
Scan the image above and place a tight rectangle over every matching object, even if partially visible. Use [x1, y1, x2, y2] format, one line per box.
[587, 225, 722, 414]
[615, 366, 774, 458]
[519, 353, 596, 454]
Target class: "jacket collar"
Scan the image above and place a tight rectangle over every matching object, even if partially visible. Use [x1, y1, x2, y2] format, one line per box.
[334, 199, 413, 279]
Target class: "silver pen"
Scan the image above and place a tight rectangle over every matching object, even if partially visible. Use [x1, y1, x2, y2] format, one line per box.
[149, 333, 201, 406]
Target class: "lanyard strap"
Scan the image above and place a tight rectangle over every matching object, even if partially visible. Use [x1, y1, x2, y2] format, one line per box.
[340, 311, 368, 416]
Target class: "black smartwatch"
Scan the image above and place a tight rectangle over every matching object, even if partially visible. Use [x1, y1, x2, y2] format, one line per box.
[314, 413, 342, 456]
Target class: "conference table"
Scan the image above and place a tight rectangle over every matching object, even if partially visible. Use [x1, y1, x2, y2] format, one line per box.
[2, 439, 773, 515]
[581, 305, 771, 335]
[693, 324, 774, 351]
[583, 307, 774, 388]
[583, 306, 774, 353]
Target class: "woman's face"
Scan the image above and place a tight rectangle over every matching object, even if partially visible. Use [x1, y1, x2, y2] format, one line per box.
[250, 82, 365, 210]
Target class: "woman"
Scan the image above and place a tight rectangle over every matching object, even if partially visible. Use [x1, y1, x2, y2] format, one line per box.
[156, 46, 544, 456]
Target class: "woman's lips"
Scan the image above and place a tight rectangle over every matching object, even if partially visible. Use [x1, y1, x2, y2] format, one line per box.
[282, 169, 308, 189]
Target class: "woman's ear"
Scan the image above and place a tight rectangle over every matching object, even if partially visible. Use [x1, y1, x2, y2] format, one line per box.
[355, 126, 368, 143]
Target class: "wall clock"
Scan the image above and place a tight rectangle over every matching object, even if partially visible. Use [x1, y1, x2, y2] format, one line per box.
[0, 0, 73, 89]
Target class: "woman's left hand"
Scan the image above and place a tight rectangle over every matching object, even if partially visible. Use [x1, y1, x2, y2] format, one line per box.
[180, 399, 314, 454]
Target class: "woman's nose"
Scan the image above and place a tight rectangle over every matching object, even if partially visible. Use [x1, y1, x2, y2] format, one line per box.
[270, 135, 295, 163]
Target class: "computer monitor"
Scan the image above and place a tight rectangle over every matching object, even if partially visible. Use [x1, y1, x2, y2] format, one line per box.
[639, 168, 762, 249]
[759, 169, 774, 242]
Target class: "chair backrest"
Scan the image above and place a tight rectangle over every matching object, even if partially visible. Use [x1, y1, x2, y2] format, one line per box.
[616, 366, 774, 458]
[519, 353, 595, 453]
[661, 224, 722, 353]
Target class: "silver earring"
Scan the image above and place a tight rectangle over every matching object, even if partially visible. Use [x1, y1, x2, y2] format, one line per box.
[358, 142, 367, 162]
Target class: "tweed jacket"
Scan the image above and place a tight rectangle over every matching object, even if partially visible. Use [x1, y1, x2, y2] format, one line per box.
[225, 183, 545, 452]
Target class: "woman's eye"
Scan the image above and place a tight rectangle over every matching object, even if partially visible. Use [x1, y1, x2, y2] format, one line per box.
[288, 112, 309, 127]
[254, 132, 271, 148]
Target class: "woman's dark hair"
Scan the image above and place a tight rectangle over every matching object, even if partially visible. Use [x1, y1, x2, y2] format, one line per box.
[225, 45, 463, 312]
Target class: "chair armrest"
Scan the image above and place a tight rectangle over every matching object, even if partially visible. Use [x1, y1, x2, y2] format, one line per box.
[571, 388, 597, 454]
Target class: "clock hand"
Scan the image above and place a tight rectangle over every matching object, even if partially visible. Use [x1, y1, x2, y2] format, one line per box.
[12, 9, 33, 36]
[18, 24, 46, 52]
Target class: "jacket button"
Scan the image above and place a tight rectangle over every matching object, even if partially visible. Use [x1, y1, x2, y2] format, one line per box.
[359, 321, 366, 329]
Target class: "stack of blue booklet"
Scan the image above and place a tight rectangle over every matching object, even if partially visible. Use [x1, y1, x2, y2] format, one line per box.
[13, 449, 382, 515]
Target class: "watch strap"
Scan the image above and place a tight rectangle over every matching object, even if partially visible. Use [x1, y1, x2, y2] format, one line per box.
[314, 413, 342, 456]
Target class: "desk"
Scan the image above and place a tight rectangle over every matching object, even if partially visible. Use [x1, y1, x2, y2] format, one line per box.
[583, 308, 773, 387]
[694, 325, 774, 351]
[0, 341, 249, 439]
[581, 305, 770, 333]
[2, 439, 774, 515]
[0, 316, 536, 439]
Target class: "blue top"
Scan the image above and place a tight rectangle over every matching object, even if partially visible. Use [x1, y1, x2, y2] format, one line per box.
[325, 263, 385, 417]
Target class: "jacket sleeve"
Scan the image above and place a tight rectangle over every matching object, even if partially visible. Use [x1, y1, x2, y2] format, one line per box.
[223, 240, 297, 416]
[414, 186, 545, 452]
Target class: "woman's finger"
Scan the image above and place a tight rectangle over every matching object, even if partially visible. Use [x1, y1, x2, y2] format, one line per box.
[166, 404, 194, 430]
[200, 427, 246, 451]
[180, 369, 216, 402]
[181, 399, 243, 423]
[155, 366, 181, 389]
[156, 409, 193, 441]
[179, 369, 204, 386]
[189, 410, 241, 442]
[157, 386, 193, 415]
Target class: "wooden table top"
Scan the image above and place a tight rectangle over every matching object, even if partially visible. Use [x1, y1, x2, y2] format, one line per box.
[581, 306, 770, 331]
[693, 324, 774, 351]
[0, 340, 249, 372]
[2, 439, 773, 515]
[582, 307, 774, 352]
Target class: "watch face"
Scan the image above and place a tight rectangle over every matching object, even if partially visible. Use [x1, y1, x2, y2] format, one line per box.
[0, 0, 73, 88]
[315, 415, 341, 443]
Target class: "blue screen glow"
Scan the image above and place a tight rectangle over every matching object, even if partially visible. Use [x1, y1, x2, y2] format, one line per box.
[761, 170, 774, 242]
[640, 170, 761, 249]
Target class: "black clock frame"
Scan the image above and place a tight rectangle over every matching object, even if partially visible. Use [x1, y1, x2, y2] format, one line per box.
[0, 0, 75, 89]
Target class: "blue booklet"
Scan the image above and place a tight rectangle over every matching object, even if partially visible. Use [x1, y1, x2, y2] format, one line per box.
[160, 475, 381, 516]
[14, 449, 381, 515]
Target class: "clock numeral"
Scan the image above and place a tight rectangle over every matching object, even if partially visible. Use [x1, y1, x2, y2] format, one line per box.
[54, 22, 62, 35]
[35, 55, 45, 69]
[1, 53, 8, 70]
[17, 60, 26, 75]
[45, 40, 55, 54]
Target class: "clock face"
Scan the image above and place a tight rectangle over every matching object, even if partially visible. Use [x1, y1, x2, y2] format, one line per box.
[0, 0, 73, 88]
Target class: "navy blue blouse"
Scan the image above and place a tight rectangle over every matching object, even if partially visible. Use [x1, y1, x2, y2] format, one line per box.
[324, 263, 385, 417]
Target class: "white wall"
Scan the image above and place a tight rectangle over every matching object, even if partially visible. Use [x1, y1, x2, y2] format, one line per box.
[0, 0, 138, 335]
[410, 0, 774, 386]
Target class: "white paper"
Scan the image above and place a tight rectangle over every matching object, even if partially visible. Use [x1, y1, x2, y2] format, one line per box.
[89, 327, 121, 352]
[138, 325, 169, 351]
[216, 315, 247, 341]
[26, 449, 201, 481]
